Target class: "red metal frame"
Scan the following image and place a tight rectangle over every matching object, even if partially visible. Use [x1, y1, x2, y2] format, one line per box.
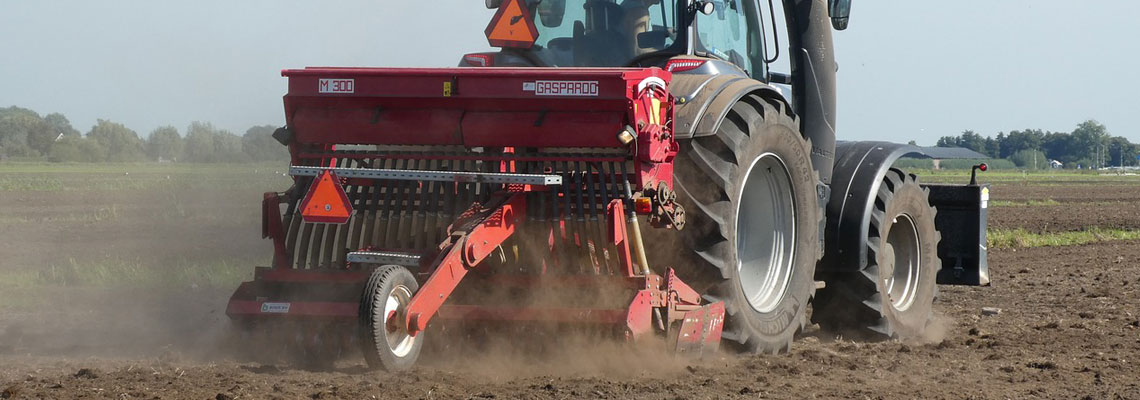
[403, 193, 526, 335]
[228, 65, 722, 356]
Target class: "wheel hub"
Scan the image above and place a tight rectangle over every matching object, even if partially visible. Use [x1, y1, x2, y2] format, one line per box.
[735, 153, 797, 313]
[884, 214, 922, 311]
[384, 285, 416, 358]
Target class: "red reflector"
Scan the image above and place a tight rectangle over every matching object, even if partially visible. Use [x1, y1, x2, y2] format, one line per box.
[979, 163, 988, 171]
[634, 198, 653, 214]
[463, 53, 494, 67]
[665, 59, 706, 73]
[300, 170, 353, 224]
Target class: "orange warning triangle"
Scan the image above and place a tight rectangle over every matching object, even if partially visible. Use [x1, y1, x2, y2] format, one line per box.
[300, 170, 353, 224]
[484, 0, 539, 49]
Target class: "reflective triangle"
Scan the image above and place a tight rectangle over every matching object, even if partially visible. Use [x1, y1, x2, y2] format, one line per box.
[484, 0, 539, 49]
[300, 169, 353, 224]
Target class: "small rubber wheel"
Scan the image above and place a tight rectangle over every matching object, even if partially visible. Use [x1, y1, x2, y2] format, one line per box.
[360, 265, 423, 371]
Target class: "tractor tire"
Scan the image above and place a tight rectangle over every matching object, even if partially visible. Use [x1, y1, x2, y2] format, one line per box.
[812, 168, 941, 339]
[671, 94, 821, 354]
[360, 265, 423, 371]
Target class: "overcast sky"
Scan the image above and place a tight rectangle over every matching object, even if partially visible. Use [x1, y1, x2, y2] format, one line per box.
[2, 1, 1137, 145]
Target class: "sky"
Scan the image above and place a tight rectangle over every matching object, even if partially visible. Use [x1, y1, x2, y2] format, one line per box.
[1, 1, 1138, 145]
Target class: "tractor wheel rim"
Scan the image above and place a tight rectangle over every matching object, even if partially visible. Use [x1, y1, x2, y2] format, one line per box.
[383, 285, 416, 358]
[885, 213, 922, 311]
[736, 152, 797, 314]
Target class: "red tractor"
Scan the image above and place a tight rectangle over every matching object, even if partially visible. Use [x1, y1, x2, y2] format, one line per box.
[227, 0, 989, 371]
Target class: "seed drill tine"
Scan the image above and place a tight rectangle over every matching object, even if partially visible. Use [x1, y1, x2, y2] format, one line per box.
[345, 171, 368, 265]
[332, 159, 358, 268]
[380, 158, 408, 248]
[404, 158, 425, 249]
[360, 176, 382, 252]
[392, 158, 414, 249]
[419, 158, 437, 249]
[373, 158, 396, 249]
[409, 159, 426, 250]
[580, 161, 602, 274]
[558, 161, 575, 273]
[283, 191, 304, 268]
[441, 159, 457, 241]
[425, 161, 443, 247]
[592, 162, 611, 275]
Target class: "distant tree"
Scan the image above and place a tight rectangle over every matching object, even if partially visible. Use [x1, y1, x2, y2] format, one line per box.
[44, 113, 80, 138]
[984, 136, 1000, 158]
[1009, 149, 1047, 170]
[935, 136, 957, 147]
[1068, 120, 1109, 167]
[87, 119, 145, 162]
[936, 130, 987, 154]
[1042, 131, 1073, 164]
[49, 136, 107, 163]
[0, 106, 50, 156]
[907, 140, 917, 146]
[184, 121, 219, 162]
[1108, 136, 1137, 167]
[213, 130, 245, 162]
[1000, 129, 1044, 159]
[242, 125, 286, 162]
[146, 126, 183, 161]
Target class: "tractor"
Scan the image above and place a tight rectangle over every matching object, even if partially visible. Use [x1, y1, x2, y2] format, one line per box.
[226, 0, 989, 371]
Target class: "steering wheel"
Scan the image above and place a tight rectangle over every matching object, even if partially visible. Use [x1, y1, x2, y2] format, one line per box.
[624, 50, 681, 68]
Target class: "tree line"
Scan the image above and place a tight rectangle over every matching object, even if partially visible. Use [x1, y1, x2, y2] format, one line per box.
[935, 120, 1134, 169]
[0, 106, 287, 163]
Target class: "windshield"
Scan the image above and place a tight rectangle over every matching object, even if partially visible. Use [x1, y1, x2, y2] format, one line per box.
[528, 0, 679, 67]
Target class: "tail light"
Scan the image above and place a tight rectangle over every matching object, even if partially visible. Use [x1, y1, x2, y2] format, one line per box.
[665, 59, 706, 73]
[463, 53, 495, 67]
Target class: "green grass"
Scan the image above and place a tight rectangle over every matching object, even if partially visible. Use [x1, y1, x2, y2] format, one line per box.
[988, 228, 1140, 249]
[989, 199, 1062, 207]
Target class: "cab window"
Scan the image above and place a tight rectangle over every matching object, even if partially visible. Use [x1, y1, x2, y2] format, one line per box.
[694, 0, 767, 78]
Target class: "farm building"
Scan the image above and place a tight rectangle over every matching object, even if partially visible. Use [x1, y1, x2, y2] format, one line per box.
[897, 146, 989, 169]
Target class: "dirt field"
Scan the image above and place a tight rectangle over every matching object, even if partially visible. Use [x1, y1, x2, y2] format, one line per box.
[3, 166, 1140, 399]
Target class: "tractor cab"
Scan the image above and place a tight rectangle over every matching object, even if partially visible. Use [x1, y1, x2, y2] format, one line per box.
[469, 0, 768, 79]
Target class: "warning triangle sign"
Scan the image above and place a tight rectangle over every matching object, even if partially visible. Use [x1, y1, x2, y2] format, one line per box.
[485, 0, 539, 49]
[300, 170, 353, 224]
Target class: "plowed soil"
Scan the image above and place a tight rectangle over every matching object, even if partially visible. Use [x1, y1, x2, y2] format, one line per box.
[4, 172, 1140, 399]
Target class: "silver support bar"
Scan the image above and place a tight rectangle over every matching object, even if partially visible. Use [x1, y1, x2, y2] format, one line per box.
[289, 166, 562, 186]
[346, 251, 423, 267]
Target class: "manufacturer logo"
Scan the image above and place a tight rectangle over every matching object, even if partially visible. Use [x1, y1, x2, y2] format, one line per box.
[260, 302, 291, 313]
[524, 80, 598, 96]
[318, 79, 354, 94]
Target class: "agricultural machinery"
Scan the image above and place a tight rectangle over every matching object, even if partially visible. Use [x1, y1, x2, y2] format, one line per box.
[226, 0, 989, 370]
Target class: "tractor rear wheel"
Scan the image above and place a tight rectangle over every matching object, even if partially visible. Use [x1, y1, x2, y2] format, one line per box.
[813, 168, 941, 339]
[360, 265, 423, 371]
[671, 94, 820, 354]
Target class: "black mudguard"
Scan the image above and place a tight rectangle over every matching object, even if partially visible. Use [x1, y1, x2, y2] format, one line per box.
[819, 141, 989, 286]
[670, 70, 785, 140]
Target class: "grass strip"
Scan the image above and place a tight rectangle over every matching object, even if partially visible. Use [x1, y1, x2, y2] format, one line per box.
[988, 227, 1140, 249]
[989, 199, 1062, 207]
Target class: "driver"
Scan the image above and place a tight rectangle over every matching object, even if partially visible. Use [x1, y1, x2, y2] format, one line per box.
[621, 0, 655, 56]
